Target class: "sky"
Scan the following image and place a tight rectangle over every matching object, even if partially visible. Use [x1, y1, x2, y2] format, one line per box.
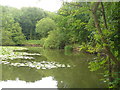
[0, 0, 119, 12]
[0, 0, 63, 12]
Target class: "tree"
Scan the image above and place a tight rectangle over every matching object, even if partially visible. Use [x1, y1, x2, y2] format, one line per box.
[57, 2, 90, 44]
[57, 1, 120, 88]
[1, 11, 25, 45]
[90, 2, 120, 87]
[17, 7, 46, 40]
[44, 29, 68, 49]
[36, 17, 57, 38]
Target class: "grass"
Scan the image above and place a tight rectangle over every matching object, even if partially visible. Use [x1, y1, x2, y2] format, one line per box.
[24, 40, 41, 45]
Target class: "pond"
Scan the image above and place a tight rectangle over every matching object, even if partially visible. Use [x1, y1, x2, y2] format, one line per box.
[0, 46, 107, 88]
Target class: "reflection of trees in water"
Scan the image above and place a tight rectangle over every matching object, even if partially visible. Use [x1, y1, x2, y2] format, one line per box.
[43, 64, 106, 88]
[2, 63, 106, 88]
[2, 64, 43, 82]
[41, 49, 95, 66]
[2, 47, 106, 88]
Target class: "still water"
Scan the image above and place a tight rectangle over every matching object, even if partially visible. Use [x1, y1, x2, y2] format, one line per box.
[0, 46, 107, 88]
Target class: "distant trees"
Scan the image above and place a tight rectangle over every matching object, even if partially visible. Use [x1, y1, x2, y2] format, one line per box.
[1, 6, 52, 40]
[1, 5, 58, 46]
[36, 17, 57, 38]
[36, 2, 91, 49]
[1, 13, 25, 45]
[43, 29, 68, 49]
[17, 7, 46, 40]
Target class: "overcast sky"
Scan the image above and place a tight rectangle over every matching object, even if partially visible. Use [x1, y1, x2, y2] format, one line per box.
[0, 0, 119, 12]
[0, 0, 63, 12]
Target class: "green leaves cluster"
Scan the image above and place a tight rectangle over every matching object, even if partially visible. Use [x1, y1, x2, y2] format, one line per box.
[1, 12, 25, 45]
[36, 2, 91, 49]
[17, 7, 46, 40]
[36, 17, 57, 38]
[44, 29, 67, 49]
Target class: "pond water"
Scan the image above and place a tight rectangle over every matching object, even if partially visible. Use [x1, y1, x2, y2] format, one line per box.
[0, 46, 107, 88]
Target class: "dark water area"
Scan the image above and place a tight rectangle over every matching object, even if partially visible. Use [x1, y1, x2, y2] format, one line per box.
[0, 46, 107, 88]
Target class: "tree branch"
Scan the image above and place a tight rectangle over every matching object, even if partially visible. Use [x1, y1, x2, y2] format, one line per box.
[91, 2, 120, 65]
[101, 2, 108, 29]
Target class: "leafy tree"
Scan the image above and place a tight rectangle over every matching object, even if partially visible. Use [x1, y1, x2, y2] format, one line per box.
[44, 11, 57, 20]
[2, 30, 15, 45]
[36, 17, 57, 38]
[89, 2, 120, 88]
[1, 12, 25, 45]
[57, 2, 90, 44]
[72, 2, 120, 88]
[17, 7, 46, 40]
[44, 29, 68, 49]
[1, 5, 21, 20]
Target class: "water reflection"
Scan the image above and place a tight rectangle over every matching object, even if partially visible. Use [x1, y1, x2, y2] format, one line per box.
[0, 46, 107, 88]
[0, 77, 57, 88]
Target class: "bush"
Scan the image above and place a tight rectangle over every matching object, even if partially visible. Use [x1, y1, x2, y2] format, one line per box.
[40, 38, 46, 47]
[36, 17, 57, 38]
[2, 30, 15, 46]
[43, 29, 68, 49]
[64, 45, 73, 51]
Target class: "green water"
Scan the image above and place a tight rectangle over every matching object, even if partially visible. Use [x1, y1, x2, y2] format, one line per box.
[0, 46, 107, 88]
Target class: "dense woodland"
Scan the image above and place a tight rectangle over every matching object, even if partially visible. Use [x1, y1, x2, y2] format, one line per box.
[0, 2, 120, 88]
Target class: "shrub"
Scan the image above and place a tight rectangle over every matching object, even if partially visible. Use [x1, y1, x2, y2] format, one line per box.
[64, 45, 73, 51]
[44, 29, 68, 49]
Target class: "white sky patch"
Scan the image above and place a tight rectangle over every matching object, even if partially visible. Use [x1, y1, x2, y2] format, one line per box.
[0, 0, 62, 12]
[0, 0, 119, 12]
[36, 0, 62, 12]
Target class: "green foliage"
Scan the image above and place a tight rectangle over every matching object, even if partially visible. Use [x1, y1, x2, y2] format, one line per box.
[24, 40, 41, 45]
[1, 6, 47, 40]
[17, 7, 46, 40]
[43, 29, 67, 49]
[105, 2, 120, 59]
[1, 2, 120, 88]
[44, 11, 57, 20]
[86, 2, 120, 88]
[64, 45, 73, 51]
[57, 2, 90, 45]
[2, 30, 15, 45]
[88, 56, 107, 71]
[57, 2, 119, 88]
[36, 17, 57, 38]
[39, 38, 46, 46]
[1, 13, 25, 45]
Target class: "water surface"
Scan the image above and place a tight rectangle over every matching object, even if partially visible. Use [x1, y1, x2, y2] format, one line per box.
[0, 46, 106, 88]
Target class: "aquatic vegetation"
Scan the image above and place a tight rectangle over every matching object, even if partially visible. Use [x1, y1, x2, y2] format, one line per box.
[1, 46, 29, 60]
[1, 46, 71, 70]
[3, 60, 71, 69]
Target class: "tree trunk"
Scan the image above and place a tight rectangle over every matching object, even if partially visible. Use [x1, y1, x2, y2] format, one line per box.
[91, 2, 120, 66]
